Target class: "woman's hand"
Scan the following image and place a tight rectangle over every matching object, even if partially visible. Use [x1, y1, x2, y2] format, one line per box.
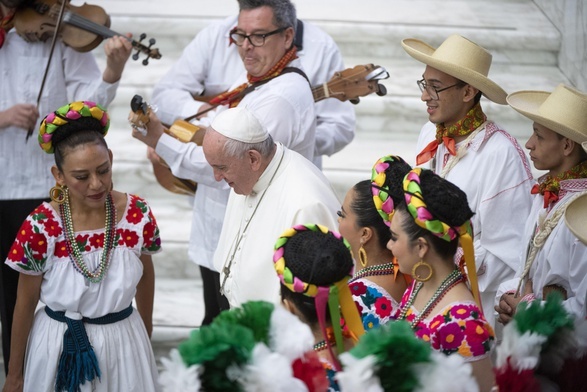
[2, 374, 24, 392]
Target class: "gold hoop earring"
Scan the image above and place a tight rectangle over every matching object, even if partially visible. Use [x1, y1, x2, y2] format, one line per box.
[49, 184, 68, 204]
[358, 245, 368, 268]
[412, 260, 433, 282]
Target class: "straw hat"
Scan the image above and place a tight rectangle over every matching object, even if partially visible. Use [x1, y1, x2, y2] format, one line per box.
[401, 34, 507, 104]
[507, 84, 587, 144]
[565, 193, 587, 245]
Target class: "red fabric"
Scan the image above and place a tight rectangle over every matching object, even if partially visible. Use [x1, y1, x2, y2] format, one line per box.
[531, 183, 559, 209]
[495, 358, 541, 392]
[0, 10, 15, 49]
[416, 136, 456, 165]
[292, 351, 329, 392]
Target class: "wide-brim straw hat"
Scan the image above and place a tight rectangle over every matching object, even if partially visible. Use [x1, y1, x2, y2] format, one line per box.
[565, 193, 587, 245]
[507, 84, 587, 144]
[401, 34, 507, 104]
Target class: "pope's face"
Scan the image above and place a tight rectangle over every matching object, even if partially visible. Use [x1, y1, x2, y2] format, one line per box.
[203, 130, 259, 195]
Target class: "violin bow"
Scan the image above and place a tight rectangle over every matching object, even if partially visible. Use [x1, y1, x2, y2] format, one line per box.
[25, 0, 67, 142]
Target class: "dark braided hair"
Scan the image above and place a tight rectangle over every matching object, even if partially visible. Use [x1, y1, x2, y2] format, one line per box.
[280, 230, 354, 325]
[396, 169, 474, 259]
[52, 117, 108, 171]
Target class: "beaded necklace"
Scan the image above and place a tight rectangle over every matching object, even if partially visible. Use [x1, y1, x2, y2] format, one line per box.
[349, 261, 394, 282]
[397, 269, 463, 328]
[59, 190, 117, 283]
[313, 340, 329, 352]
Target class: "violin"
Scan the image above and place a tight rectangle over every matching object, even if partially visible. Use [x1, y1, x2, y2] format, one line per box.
[12, 0, 161, 65]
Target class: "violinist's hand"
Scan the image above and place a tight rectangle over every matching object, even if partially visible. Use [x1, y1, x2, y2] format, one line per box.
[131, 110, 164, 148]
[0, 104, 39, 131]
[102, 33, 133, 84]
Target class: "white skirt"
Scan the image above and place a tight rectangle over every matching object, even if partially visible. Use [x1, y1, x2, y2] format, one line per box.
[24, 307, 161, 392]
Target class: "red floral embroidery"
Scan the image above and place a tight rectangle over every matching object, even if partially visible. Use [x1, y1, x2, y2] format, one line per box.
[374, 296, 393, 318]
[7, 243, 24, 262]
[54, 241, 69, 258]
[89, 233, 105, 249]
[126, 205, 144, 224]
[143, 221, 155, 244]
[16, 220, 33, 243]
[118, 229, 139, 248]
[29, 233, 48, 260]
[74, 234, 90, 252]
[34, 204, 54, 222]
[349, 281, 367, 296]
[43, 219, 62, 238]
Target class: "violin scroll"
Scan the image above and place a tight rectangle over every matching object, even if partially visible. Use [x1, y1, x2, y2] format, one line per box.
[132, 33, 161, 66]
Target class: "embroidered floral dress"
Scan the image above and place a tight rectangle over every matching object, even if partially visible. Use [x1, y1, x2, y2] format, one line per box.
[394, 282, 494, 362]
[5, 194, 162, 391]
[349, 278, 398, 331]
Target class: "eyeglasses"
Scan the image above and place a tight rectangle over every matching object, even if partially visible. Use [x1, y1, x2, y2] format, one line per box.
[417, 79, 464, 100]
[230, 27, 287, 47]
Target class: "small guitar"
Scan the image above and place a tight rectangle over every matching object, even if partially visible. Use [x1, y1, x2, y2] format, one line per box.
[129, 95, 201, 195]
[130, 63, 389, 196]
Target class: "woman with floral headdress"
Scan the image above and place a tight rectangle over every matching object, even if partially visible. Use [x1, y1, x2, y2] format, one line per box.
[338, 155, 411, 331]
[274, 224, 366, 391]
[3, 102, 161, 392]
[388, 168, 495, 391]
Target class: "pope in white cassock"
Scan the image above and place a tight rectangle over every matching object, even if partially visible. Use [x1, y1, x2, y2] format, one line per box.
[202, 107, 340, 307]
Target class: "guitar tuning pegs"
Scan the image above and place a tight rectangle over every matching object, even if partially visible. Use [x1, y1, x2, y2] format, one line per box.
[350, 98, 360, 105]
[139, 33, 147, 41]
[376, 84, 387, 97]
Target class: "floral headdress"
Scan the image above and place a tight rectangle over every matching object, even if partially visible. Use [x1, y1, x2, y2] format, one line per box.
[402, 168, 481, 309]
[159, 301, 328, 392]
[273, 223, 365, 370]
[494, 292, 587, 392]
[336, 320, 480, 392]
[39, 101, 110, 154]
[371, 155, 410, 226]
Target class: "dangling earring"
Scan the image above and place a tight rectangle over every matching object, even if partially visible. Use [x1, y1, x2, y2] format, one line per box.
[358, 245, 368, 268]
[49, 184, 68, 204]
[412, 260, 433, 282]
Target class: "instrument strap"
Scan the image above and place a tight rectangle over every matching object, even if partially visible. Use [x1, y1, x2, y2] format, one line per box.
[184, 67, 310, 122]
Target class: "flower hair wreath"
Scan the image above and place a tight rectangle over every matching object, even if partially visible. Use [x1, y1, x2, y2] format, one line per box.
[39, 101, 110, 154]
[370, 155, 406, 227]
[402, 168, 482, 310]
[273, 223, 365, 370]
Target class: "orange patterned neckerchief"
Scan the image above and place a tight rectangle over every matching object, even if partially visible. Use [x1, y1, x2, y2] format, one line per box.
[416, 102, 487, 165]
[209, 46, 298, 108]
[531, 160, 587, 208]
[0, 9, 15, 49]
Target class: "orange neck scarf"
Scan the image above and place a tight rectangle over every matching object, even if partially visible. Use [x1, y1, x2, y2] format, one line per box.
[531, 160, 587, 208]
[416, 102, 487, 165]
[209, 46, 298, 108]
